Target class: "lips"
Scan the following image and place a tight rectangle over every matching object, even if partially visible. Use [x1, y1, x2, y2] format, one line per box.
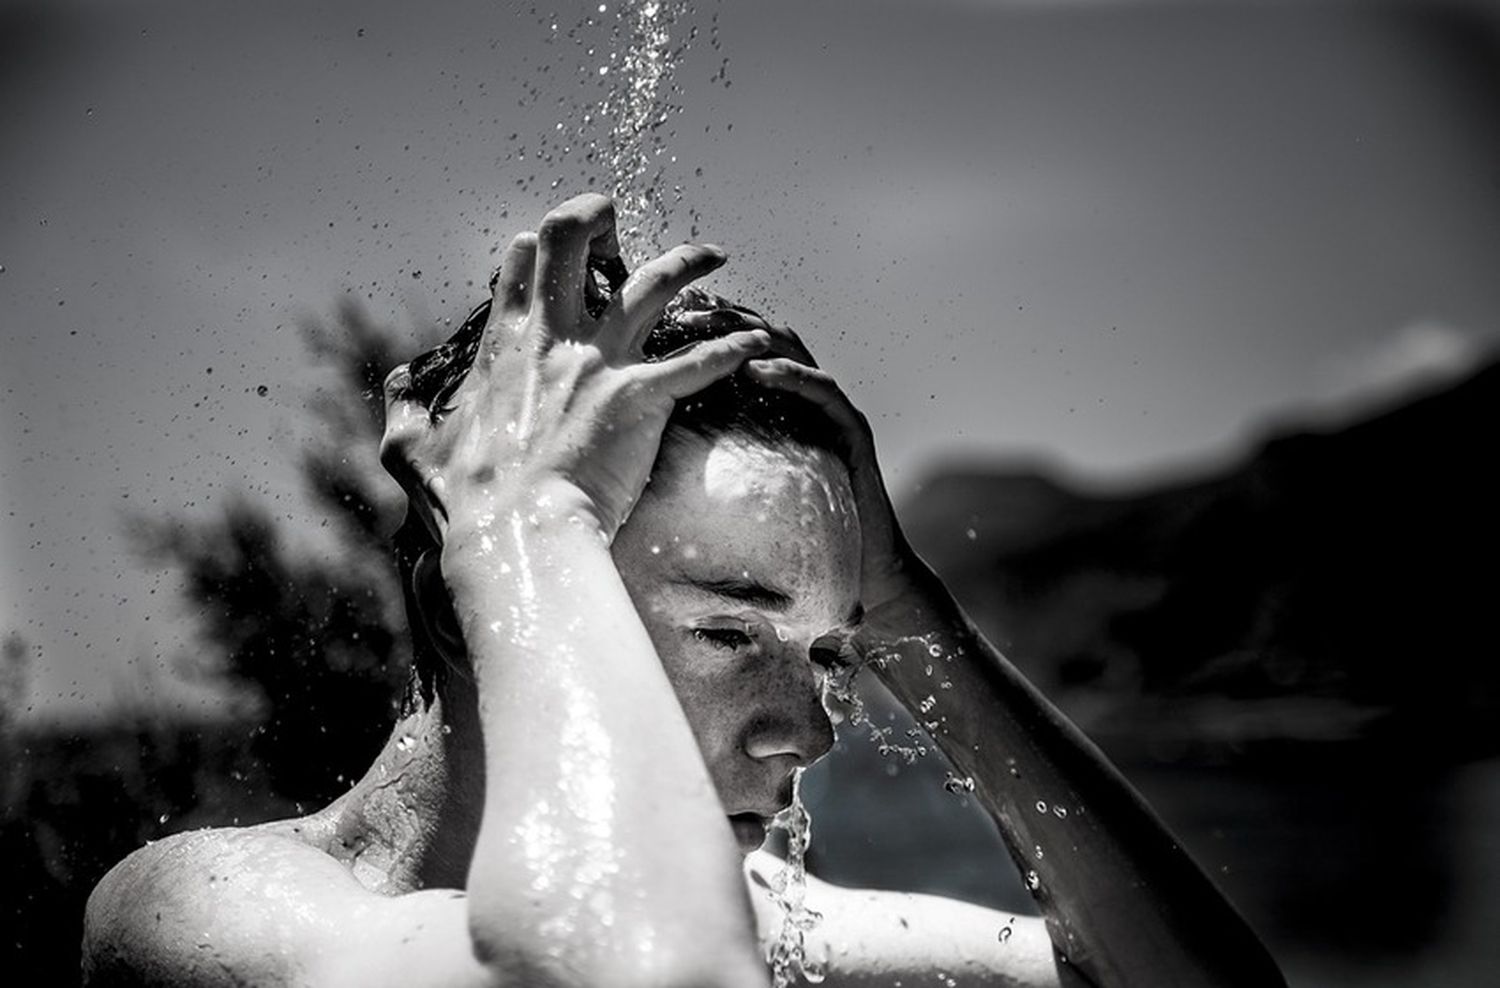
[728, 812, 767, 852]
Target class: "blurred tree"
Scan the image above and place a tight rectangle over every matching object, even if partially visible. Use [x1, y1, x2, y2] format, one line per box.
[129, 300, 435, 805]
[1, 632, 29, 737]
[3, 300, 441, 985]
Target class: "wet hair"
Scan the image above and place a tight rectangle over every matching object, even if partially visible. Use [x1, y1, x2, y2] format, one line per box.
[392, 285, 841, 452]
[390, 280, 844, 701]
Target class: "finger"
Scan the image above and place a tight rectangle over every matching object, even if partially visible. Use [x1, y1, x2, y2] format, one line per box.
[533, 194, 621, 332]
[640, 328, 771, 398]
[488, 232, 538, 320]
[608, 243, 728, 352]
[741, 358, 868, 439]
[678, 310, 818, 367]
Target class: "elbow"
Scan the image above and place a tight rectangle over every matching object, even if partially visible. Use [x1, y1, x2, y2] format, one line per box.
[467, 866, 767, 988]
[596, 961, 767, 988]
[471, 931, 767, 988]
[475, 955, 768, 988]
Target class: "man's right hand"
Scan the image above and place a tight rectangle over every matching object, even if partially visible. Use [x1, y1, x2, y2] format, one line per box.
[379, 193, 771, 548]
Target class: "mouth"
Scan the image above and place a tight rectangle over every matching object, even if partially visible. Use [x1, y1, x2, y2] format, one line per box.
[727, 812, 768, 853]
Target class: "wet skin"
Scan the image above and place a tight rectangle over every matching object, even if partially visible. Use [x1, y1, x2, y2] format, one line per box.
[612, 431, 862, 853]
[82, 193, 1286, 988]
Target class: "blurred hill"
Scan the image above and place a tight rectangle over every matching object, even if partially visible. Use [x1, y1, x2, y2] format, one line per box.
[904, 356, 1500, 767]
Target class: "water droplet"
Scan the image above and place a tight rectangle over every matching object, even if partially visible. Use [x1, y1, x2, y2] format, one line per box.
[1033, 844, 1045, 860]
[942, 772, 975, 795]
[1053, 805, 1068, 819]
[766, 770, 824, 988]
[1035, 800, 1048, 814]
[1025, 869, 1041, 891]
[965, 528, 977, 540]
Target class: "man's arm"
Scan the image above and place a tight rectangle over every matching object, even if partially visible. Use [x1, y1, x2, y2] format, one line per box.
[744, 346, 1287, 987]
[742, 851, 1062, 988]
[439, 490, 766, 987]
[859, 569, 1286, 987]
[378, 195, 774, 988]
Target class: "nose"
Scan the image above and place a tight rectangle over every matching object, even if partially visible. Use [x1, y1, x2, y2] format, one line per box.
[742, 656, 836, 768]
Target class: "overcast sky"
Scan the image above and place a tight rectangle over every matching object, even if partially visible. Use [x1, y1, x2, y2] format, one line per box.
[5, 0, 1500, 720]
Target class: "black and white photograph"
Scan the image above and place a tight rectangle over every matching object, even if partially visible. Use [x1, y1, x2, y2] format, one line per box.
[4, 1, 1499, 985]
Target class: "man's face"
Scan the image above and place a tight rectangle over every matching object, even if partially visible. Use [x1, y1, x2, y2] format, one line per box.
[612, 430, 862, 854]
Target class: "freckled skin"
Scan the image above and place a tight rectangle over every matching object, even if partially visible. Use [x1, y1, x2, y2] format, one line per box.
[612, 431, 861, 823]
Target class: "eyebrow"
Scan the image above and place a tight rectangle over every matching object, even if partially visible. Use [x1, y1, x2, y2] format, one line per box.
[670, 575, 793, 612]
[668, 574, 865, 627]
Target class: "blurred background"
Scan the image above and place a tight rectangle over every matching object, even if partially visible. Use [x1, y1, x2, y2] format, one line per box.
[4, 0, 1499, 984]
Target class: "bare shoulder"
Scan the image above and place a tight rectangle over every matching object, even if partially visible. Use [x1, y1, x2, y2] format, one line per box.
[743, 851, 1063, 988]
[83, 826, 490, 988]
[82, 827, 314, 986]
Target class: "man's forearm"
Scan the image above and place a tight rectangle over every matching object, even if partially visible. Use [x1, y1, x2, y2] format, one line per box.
[441, 489, 766, 988]
[865, 563, 1285, 987]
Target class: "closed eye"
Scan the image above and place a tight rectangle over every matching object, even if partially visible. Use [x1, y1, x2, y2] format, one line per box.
[692, 627, 754, 651]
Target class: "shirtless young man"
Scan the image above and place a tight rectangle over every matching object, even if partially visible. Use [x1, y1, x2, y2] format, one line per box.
[83, 194, 1285, 988]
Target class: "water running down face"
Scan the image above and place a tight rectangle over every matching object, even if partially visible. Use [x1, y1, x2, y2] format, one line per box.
[612, 430, 863, 854]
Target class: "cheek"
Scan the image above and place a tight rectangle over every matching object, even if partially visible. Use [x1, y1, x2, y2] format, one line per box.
[651, 637, 813, 748]
[646, 632, 741, 740]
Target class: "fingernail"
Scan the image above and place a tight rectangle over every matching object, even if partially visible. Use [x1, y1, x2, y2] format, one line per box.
[702, 243, 728, 263]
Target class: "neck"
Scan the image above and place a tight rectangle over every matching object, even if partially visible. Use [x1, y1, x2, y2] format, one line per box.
[317, 660, 486, 892]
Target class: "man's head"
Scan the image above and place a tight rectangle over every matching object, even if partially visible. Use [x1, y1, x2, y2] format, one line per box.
[393, 286, 859, 851]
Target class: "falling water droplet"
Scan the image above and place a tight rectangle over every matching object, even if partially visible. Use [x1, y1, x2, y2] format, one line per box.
[942, 772, 975, 795]
[767, 770, 825, 988]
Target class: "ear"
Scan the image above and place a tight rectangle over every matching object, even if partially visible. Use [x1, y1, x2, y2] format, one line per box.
[411, 549, 467, 666]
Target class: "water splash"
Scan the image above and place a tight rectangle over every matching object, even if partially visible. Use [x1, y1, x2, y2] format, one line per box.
[820, 641, 933, 765]
[765, 768, 826, 986]
[594, 0, 691, 259]
[942, 771, 975, 795]
[530, 0, 717, 262]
